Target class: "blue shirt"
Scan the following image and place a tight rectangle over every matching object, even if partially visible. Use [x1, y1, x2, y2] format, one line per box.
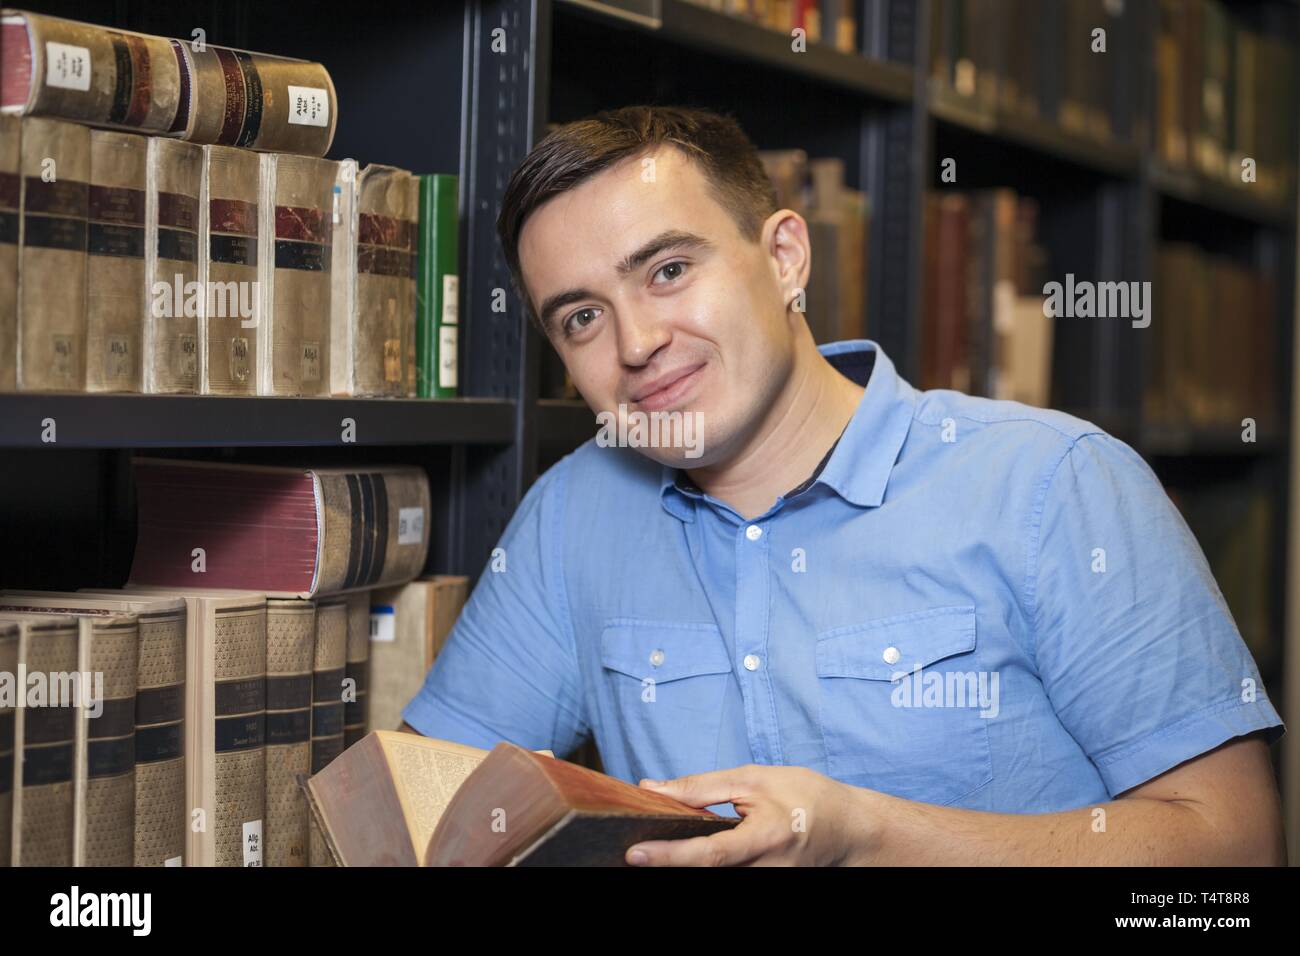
[404, 339, 1285, 813]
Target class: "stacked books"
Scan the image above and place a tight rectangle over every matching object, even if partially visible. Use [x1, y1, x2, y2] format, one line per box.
[0, 9, 460, 397]
[679, 1, 858, 54]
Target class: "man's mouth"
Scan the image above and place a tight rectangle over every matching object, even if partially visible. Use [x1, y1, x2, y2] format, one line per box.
[630, 361, 706, 411]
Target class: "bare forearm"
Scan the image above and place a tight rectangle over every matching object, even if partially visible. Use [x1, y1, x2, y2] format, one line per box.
[845, 789, 1272, 866]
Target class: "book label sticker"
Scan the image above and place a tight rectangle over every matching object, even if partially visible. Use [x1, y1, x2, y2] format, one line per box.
[242, 819, 263, 867]
[441, 275, 459, 325]
[398, 507, 424, 545]
[287, 86, 330, 127]
[105, 335, 131, 381]
[302, 341, 320, 382]
[230, 336, 250, 383]
[369, 606, 395, 643]
[178, 333, 197, 378]
[438, 326, 457, 390]
[52, 333, 74, 382]
[45, 42, 91, 92]
[383, 338, 401, 382]
[164, 856, 182, 867]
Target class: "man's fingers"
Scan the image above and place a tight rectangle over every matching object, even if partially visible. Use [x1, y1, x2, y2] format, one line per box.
[640, 766, 755, 808]
[626, 826, 755, 867]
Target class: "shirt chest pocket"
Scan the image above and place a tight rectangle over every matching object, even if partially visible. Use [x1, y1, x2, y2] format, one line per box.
[815, 605, 993, 806]
[598, 619, 733, 780]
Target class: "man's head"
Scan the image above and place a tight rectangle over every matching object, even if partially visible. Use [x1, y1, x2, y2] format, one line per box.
[497, 105, 816, 468]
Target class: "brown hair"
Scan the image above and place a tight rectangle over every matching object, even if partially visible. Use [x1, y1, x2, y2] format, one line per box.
[496, 105, 778, 334]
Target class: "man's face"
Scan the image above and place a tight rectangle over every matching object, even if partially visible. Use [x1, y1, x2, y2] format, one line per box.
[517, 145, 808, 468]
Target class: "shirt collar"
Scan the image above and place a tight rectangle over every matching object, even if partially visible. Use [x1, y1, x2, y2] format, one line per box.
[658, 339, 917, 522]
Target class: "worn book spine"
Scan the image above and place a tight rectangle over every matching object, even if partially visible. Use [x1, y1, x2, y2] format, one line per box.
[198, 145, 259, 395]
[11, 616, 79, 865]
[0, 12, 181, 133]
[308, 600, 346, 867]
[416, 173, 458, 398]
[76, 616, 138, 867]
[17, 117, 88, 391]
[314, 467, 432, 595]
[327, 159, 357, 395]
[257, 154, 334, 396]
[342, 590, 369, 748]
[0, 114, 17, 391]
[144, 137, 202, 394]
[0, 621, 15, 865]
[169, 42, 337, 157]
[264, 598, 314, 867]
[133, 607, 186, 867]
[86, 130, 146, 393]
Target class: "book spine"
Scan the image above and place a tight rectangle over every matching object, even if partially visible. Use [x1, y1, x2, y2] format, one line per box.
[133, 610, 186, 866]
[144, 137, 201, 394]
[0, 114, 17, 391]
[417, 173, 459, 398]
[0, 624, 16, 866]
[308, 600, 346, 867]
[86, 129, 146, 393]
[208, 603, 266, 867]
[171, 41, 337, 157]
[199, 145, 259, 395]
[351, 165, 416, 397]
[342, 590, 369, 748]
[328, 159, 358, 395]
[0, 13, 181, 134]
[258, 154, 334, 396]
[17, 117, 88, 391]
[265, 599, 315, 867]
[314, 468, 432, 595]
[79, 617, 138, 866]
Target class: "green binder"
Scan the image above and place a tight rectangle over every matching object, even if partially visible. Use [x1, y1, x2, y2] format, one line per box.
[416, 174, 459, 398]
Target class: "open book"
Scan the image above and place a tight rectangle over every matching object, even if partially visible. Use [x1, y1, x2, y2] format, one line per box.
[304, 732, 739, 866]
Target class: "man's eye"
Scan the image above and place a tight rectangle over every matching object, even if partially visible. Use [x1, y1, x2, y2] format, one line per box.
[653, 260, 689, 284]
[564, 308, 600, 336]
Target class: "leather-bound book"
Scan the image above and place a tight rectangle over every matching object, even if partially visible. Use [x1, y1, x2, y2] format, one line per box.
[308, 599, 346, 866]
[0, 114, 16, 391]
[16, 116, 87, 391]
[127, 458, 431, 599]
[263, 598, 314, 867]
[258, 153, 335, 396]
[342, 590, 370, 749]
[169, 41, 337, 157]
[0, 619, 16, 865]
[144, 137, 202, 394]
[0, 613, 79, 865]
[330, 162, 417, 397]
[198, 144, 259, 395]
[0, 12, 181, 134]
[1, 591, 187, 867]
[86, 129, 146, 392]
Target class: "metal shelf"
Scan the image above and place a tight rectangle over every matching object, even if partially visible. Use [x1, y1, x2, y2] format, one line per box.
[1150, 162, 1296, 228]
[537, 398, 597, 447]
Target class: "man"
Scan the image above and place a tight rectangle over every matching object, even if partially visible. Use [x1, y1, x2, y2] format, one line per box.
[402, 105, 1286, 865]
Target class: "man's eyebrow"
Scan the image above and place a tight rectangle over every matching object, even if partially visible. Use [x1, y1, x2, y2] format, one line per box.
[536, 230, 714, 335]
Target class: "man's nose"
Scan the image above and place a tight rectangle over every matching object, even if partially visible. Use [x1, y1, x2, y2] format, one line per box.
[616, 304, 671, 368]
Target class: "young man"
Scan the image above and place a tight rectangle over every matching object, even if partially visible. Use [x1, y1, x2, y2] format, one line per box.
[401, 106, 1286, 865]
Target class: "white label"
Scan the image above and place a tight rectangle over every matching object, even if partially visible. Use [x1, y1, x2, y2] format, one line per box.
[164, 856, 182, 867]
[438, 326, 458, 390]
[242, 819, 263, 867]
[332, 185, 341, 225]
[287, 85, 329, 127]
[370, 606, 396, 643]
[45, 42, 91, 91]
[441, 275, 459, 325]
[398, 506, 424, 545]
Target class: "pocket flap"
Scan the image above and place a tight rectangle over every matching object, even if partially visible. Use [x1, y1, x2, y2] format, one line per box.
[600, 619, 732, 683]
[816, 605, 977, 681]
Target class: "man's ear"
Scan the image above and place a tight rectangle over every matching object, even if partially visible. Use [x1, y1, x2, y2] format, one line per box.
[767, 210, 812, 313]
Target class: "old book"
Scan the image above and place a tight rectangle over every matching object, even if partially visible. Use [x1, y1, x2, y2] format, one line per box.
[0, 613, 78, 865]
[308, 599, 346, 867]
[304, 734, 737, 866]
[0, 591, 186, 867]
[258, 153, 335, 396]
[264, 598, 314, 867]
[144, 137, 202, 394]
[415, 173, 458, 398]
[0, 618, 15, 865]
[331, 162, 418, 397]
[86, 129, 146, 393]
[198, 144, 259, 395]
[0, 113, 16, 391]
[169, 41, 337, 157]
[127, 458, 432, 599]
[86, 588, 266, 867]
[0, 11, 181, 133]
[367, 576, 469, 735]
[342, 591, 369, 749]
[17, 116, 88, 391]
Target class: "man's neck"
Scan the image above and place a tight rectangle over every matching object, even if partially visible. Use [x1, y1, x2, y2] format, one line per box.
[684, 342, 866, 521]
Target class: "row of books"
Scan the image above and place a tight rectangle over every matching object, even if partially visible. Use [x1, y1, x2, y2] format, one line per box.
[1155, 0, 1296, 201]
[679, 0, 859, 53]
[1145, 242, 1277, 431]
[921, 188, 1053, 409]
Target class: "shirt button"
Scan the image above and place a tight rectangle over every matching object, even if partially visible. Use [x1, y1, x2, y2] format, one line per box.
[745, 524, 763, 541]
[882, 646, 901, 665]
[743, 654, 761, 671]
[649, 649, 665, 667]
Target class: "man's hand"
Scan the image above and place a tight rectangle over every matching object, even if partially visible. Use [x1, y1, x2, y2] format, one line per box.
[625, 764, 878, 866]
